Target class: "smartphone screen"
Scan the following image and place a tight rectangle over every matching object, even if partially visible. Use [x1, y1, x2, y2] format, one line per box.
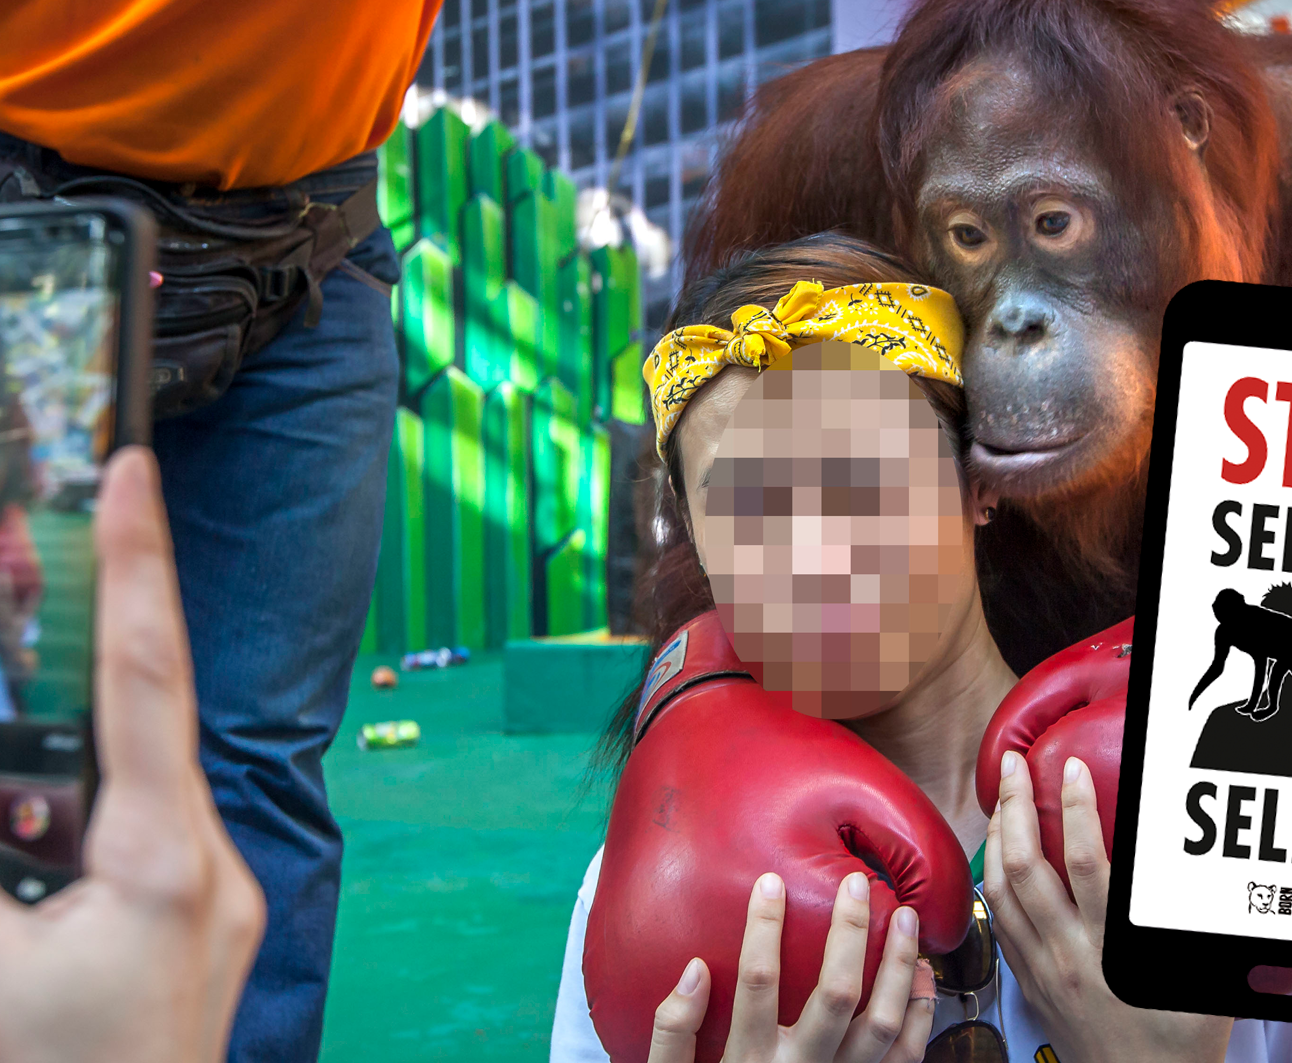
[1131, 339, 1292, 940]
[0, 209, 121, 902]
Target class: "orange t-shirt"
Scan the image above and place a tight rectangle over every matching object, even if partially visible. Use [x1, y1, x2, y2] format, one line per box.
[0, 1, 441, 190]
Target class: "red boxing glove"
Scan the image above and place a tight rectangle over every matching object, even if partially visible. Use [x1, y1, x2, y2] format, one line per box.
[584, 611, 973, 1063]
[976, 617, 1133, 898]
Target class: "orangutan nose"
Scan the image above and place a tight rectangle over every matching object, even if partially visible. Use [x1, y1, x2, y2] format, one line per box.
[988, 296, 1052, 347]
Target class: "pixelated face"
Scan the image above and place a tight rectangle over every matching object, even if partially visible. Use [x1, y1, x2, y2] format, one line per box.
[690, 341, 967, 720]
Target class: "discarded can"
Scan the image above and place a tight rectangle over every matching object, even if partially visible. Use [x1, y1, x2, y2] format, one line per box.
[370, 665, 399, 689]
[400, 646, 470, 671]
[357, 720, 420, 750]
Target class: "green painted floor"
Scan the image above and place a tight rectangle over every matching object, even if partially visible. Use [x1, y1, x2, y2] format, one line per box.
[318, 652, 611, 1062]
[26, 510, 613, 1059]
[26, 508, 94, 719]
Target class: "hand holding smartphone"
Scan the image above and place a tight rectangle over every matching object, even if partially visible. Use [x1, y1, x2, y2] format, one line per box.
[0, 198, 264, 1063]
[0, 446, 266, 1063]
[0, 199, 152, 902]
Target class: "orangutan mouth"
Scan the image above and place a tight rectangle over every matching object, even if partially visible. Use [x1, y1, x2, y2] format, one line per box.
[968, 436, 1089, 488]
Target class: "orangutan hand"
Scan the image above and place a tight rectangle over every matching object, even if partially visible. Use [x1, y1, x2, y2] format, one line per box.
[984, 751, 1233, 1063]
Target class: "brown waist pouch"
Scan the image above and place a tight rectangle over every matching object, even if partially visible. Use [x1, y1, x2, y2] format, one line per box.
[6, 165, 381, 418]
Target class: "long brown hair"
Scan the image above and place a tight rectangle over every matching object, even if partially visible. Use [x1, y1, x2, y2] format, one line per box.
[589, 232, 967, 786]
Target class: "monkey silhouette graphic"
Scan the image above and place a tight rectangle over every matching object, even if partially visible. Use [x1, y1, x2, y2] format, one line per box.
[1189, 586, 1292, 723]
[1191, 584, 1292, 776]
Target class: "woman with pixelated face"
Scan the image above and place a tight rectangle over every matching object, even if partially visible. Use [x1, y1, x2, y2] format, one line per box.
[555, 233, 1262, 1063]
[553, 233, 1008, 1062]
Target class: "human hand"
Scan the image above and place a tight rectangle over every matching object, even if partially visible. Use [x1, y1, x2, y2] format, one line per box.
[647, 871, 935, 1063]
[0, 447, 266, 1063]
[984, 751, 1233, 1063]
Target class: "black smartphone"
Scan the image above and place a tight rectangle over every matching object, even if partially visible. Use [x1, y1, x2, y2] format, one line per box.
[0, 199, 153, 903]
[1105, 279, 1292, 1019]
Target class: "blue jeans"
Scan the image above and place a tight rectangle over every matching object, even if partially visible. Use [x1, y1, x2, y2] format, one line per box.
[153, 224, 400, 1061]
[0, 133, 401, 1061]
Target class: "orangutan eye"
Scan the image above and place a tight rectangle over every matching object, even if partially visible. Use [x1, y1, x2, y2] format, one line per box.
[951, 224, 987, 249]
[1036, 211, 1071, 237]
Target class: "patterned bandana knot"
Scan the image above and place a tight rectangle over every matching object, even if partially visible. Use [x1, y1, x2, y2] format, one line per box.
[728, 281, 826, 365]
[643, 278, 965, 458]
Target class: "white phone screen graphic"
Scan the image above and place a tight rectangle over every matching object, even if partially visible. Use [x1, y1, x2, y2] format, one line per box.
[1133, 341, 1292, 938]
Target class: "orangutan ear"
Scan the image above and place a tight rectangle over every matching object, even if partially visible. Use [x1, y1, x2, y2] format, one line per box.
[1173, 90, 1211, 155]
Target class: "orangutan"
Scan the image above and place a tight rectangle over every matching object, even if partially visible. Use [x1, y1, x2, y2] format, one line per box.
[684, 0, 1292, 672]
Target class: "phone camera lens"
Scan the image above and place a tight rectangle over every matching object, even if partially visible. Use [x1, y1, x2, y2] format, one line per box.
[15, 877, 45, 903]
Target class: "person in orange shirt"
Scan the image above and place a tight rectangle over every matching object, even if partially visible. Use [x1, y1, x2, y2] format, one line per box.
[0, 5, 440, 1060]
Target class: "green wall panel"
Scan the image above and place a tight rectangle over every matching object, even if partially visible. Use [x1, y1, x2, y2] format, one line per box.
[626, 249, 641, 337]
[415, 108, 469, 265]
[468, 120, 516, 204]
[462, 194, 540, 393]
[462, 194, 506, 388]
[591, 244, 640, 418]
[400, 239, 455, 401]
[422, 368, 487, 651]
[377, 123, 416, 252]
[501, 282, 540, 393]
[503, 637, 651, 733]
[609, 341, 646, 425]
[543, 170, 578, 259]
[505, 148, 545, 205]
[557, 253, 593, 426]
[463, 193, 506, 294]
[545, 528, 587, 637]
[511, 191, 560, 380]
[483, 383, 532, 648]
[367, 105, 642, 650]
[359, 596, 378, 655]
[531, 377, 580, 553]
[390, 410, 431, 653]
[372, 439, 405, 653]
[580, 424, 611, 631]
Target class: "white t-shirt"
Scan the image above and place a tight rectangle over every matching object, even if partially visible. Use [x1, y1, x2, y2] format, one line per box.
[551, 846, 1292, 1063]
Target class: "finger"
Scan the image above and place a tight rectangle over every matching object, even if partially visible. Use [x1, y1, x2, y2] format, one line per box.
[794, 873, 870, 1058]
[1060, 757, 1110, 949]
[838, 906, 919, 1061]
[988, 918, 1041, 1005]
[87, 448, 210, 894]
[982, 812, 1044, 1005]
[93, 447, 197, 798]
[648, 958, 712, 1063]
[982, 800, 1042, 957]
[874, 996, 935, 1063]
[996, 750, 1073, 939]
[93, 449, 262, 1033]
[724, 873, 785, 1059]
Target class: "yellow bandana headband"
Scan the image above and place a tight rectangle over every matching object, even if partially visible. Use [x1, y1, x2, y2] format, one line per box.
[644, 279, 965, 458]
